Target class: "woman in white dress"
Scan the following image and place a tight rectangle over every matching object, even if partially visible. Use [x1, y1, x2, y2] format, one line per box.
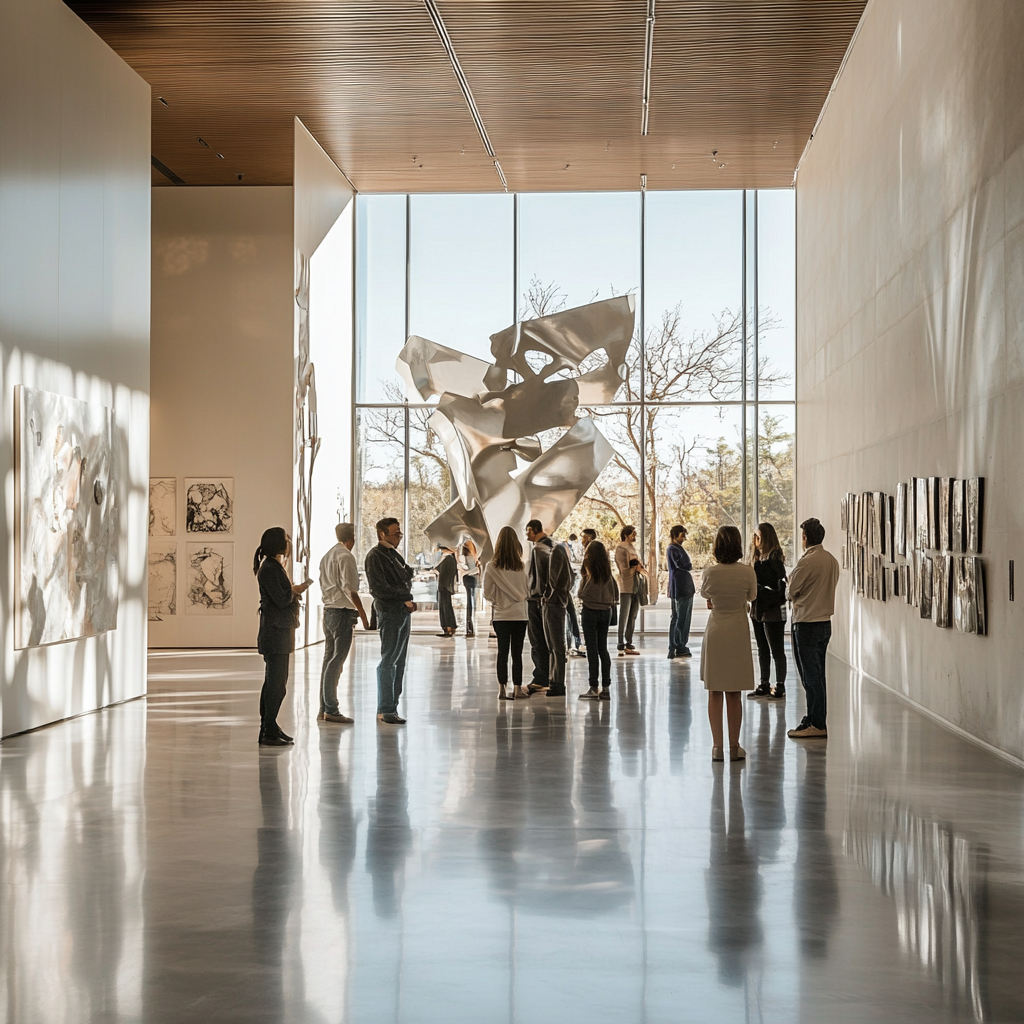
[700, 525, 757, 762]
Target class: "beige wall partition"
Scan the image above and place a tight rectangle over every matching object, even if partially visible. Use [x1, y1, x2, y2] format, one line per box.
[150, 187, 294, 648]
[0, 0, 151, 735]
[796, 0, 1024, 761]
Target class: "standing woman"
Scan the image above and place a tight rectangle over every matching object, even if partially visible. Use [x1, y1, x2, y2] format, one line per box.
[577, 541, 619, 700]
[614, 525, 644, 656]
[462, 540, 479, 637]
[483, 526, 530, 700]
[253, 527, 312, 746]
[748, 522, 788, 701]
[700, 525, 757, 761]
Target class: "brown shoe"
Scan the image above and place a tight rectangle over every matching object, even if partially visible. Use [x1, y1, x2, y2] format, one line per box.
[788, 722, 827, 739]
[318, 711, 353, 724]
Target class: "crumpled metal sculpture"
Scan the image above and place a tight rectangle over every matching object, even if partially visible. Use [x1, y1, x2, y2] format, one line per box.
[397, 295, 635, 559]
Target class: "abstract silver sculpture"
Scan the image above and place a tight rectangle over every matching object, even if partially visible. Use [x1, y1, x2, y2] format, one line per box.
[397, 296, 635, 557]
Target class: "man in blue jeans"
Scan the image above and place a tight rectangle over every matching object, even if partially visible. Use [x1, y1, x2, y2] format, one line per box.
[786, 517, 840, 739]
[666, 524, 695, 658]
[318, 522, 370, 723]
[364, 517, 417, 725]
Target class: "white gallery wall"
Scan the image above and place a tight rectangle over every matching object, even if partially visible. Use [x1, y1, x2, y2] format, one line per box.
[150, 187, 293, 648]
[0, 0, 151, 735]
[796, 0, 1024, 760]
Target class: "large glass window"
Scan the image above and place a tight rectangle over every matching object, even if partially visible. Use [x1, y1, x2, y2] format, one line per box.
[353, 190, 795, 632]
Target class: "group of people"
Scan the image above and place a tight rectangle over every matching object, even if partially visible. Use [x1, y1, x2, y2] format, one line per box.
[250, 513, 840, 762]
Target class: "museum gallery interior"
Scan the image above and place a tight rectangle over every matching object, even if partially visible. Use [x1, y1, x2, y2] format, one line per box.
[0, 0, 1023, 1020]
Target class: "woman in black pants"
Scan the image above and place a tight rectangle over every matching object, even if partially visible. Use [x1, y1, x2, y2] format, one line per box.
[482, 526, 530, 699]
[254, 527, 312, 745]
[747, 522, 788, 701]
[577, 542, 619, 700]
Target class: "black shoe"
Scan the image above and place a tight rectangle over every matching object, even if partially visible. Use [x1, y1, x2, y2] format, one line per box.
[667, 651, 677, 660]
[546, 688, 567, 698]
[748, 683, 771, 700]
[377, 713, 406, 725]
[259, 734, 291, 746]
[767, 685, 787, 701]
[598, 688, 611, 700]
[679, 648, 692, 657]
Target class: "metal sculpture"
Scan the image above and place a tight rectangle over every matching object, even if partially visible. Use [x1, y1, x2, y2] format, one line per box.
[397, 295, 635, 558]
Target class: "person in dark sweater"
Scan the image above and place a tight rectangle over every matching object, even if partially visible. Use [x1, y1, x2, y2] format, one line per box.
[364, 517, 417, 724]
[434, 544, 459, 637]
[666, 524, 696, 659]
[748, 521, 788, 701]
[253, 526, 312, 746]
[577, 541, 619, 700]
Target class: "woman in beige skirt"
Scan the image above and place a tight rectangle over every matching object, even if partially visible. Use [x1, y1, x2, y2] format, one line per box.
[700, 525, 757, 762]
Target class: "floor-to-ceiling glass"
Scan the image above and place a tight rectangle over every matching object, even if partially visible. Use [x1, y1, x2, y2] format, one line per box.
[354, 189, 795, 632]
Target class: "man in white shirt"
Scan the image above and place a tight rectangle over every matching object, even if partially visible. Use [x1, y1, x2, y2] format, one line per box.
[318, 522, 370, 723]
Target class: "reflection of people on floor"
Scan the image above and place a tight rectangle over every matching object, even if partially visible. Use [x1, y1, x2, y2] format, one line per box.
[705, 767, 763, 984]
[365, 729, 412, 918]
[252, 752, 296, 1018]
[794, 747, 838, 957]
[318, 726, 356, 914]
[746, 701, 788, 864]
[668, 667, 694, 773]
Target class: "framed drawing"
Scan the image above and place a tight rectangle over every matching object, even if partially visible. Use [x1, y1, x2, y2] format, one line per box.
[966, 478, 984, 554]
[185, 478, 233, 534]
[149, 477, 176, 536]
[148, 541, 177, 621]
[186, 542, 233, 614]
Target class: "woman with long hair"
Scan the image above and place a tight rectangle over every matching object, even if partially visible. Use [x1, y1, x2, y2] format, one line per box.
[614, 525, 645, 655]
[700, 525, 757, 761]
[462, 539, 479, 637]
[253, 527, 312, 746]
[483, 526, 530, 700]
[747, 522, 788, 701]
[577, 541, 619, 700]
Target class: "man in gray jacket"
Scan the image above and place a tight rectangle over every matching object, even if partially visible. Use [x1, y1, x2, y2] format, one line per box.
[525, 520, 553, 693]
[542, 541, 574, 698]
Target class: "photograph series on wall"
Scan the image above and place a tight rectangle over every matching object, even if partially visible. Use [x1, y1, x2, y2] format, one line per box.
[840, 478, 986, 635]
[148, 478, 234, 621]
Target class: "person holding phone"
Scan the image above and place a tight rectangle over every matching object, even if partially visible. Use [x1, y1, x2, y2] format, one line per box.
[253, 526, 311, 746]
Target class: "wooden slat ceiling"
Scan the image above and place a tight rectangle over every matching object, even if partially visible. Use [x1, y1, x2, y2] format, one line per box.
[66, 0, 866, 192]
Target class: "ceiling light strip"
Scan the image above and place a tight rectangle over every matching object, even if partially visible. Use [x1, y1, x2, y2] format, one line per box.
[641, 0, 655, 136]
[423, 0, 507, 191]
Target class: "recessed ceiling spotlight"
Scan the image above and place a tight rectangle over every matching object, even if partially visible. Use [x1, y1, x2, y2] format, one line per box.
[197, 137, 210, 148]
[236, 173, 244, 181]
[564, 164, 570, 170]
[157, 96, 169, 107]
[711, 149, 718, 161]
[719, 163, 726, 169]
[216, 153, 225, 160]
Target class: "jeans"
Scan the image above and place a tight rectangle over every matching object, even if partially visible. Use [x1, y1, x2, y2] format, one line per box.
[581, 606, 612, 687]
[543, 602, 567, 690]
[752, 618, 787, 685]
[320, 607, 358, 714]
[438, 589, 456, 631]
[617, 592, 639, 647]
[375, 602, 412, 715]
[464, 578, 477, 631]
[493, 620, 528, 687]
[669, 595, 693, 654]
[260, 653, 290, 737]
[565, 599, 581, 647]
[527, 599, 550, 687]
[792, 620, 831, 728]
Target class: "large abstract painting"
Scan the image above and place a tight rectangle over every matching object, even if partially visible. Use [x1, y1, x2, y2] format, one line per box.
[396, 296, 634, 556]
[16, 386, 119, 648]
[185, 479, 233, 534]
[186, 542, 233, 614]
[148, 541, 177, 621]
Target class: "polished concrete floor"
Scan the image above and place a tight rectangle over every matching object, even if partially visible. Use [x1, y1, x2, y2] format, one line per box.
[1, 635, 1022, 1023]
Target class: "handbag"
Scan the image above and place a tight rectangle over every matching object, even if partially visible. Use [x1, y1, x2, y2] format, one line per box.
[633, 571, 650, 607]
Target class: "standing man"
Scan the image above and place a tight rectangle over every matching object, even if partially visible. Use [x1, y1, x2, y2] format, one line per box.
[364, 518, 417, 725]
[433, 544, 459, 638]
[525, 520, 553, 694]
[557, 536, 584, 657]
[543, 541, 574, 698]
[786, 517, 840, 739]
[666, 525, 695, 659]
[318, 523, 370, 723]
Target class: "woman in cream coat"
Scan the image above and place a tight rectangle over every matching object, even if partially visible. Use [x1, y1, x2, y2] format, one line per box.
[700, 525, 757, 762]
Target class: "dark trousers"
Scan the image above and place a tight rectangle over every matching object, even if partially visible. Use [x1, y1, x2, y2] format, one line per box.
[581, 606, 612, 687]
[669, 595, 693, 654]
[792, 620, 831, 729]
[617, 592, 639, 647]
[376, 602, 412, 715]
[543, 602, 567, 691]
[752, 618, 787, 685]
[438, 589, 456, 631]
[320, 607, 358, 714]
[260, 653, 290, 737]
[493, 620, 528, 686]
[527, 599, 550, 687]
[464, 578, 477, 631]
[565, 599, 581, 647]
